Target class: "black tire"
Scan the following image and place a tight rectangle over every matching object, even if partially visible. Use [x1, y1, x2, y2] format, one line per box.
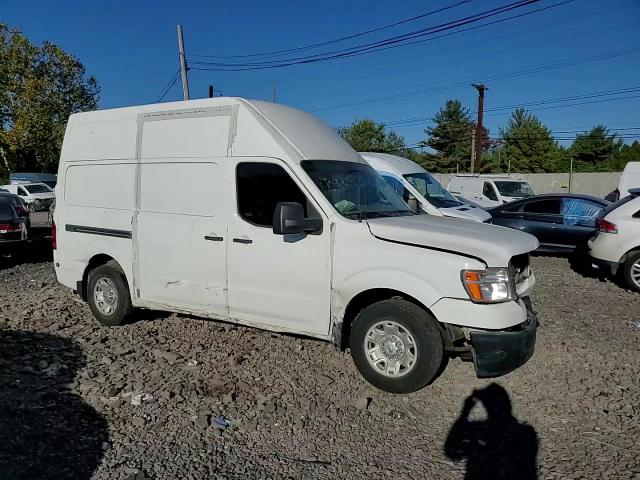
[622, 251, 640, 293]
[87, 263, 133, 326]
[350, 299, 444, 394]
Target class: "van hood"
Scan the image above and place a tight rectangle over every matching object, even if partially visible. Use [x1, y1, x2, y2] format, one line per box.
[31, 192, 55, 200]
[367, 215, 538, 266]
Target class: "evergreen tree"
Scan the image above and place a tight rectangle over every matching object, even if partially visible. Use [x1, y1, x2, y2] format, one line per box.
[571, 125, 622, 171]
[499, 108, 558, 173]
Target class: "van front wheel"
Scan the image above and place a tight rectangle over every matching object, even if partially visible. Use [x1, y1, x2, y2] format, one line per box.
[87, 264, 133, 326]
[350, 299, 444, 394]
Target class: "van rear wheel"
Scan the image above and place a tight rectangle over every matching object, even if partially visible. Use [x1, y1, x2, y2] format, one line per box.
[350, 299, 444, 393]
[87, 263, 133, 326]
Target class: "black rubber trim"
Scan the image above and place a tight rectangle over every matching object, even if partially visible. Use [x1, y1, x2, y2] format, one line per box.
[65, 224, 132, 239]
[204, 235, 223, 242]
[233, 238, 253, 244]
[371, 234, 486, 265]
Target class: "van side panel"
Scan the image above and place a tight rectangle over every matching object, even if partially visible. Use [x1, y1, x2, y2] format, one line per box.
[54, 112, 138, 292]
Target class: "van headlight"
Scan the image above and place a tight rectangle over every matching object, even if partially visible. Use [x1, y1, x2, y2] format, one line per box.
[461, 268, 514, 303]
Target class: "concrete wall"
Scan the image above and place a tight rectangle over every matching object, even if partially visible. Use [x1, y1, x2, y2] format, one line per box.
[432, 172, 622, 198]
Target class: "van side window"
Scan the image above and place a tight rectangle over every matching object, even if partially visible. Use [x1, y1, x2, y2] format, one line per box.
[237, 162, 312, 227]
[483, 182, 498, 201]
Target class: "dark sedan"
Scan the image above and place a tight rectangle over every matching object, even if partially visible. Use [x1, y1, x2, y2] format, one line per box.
[0, 197, 28, 252]
[486, 194, 609, 252]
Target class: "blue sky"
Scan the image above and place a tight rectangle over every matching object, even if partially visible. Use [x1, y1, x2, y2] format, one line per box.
[3, 0, 640, 147]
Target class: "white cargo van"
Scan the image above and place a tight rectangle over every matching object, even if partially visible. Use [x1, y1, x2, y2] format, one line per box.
[448, 175, 536, 207]
[54, 98, 539, 393]
[361, 152, 491, 222]
[607, 162, 640, 201]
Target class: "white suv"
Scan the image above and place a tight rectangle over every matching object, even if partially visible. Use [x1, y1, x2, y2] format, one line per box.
[589, 189, 640, 292]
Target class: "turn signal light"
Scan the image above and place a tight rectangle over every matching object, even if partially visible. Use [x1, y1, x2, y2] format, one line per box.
[461, 268, 513, 303]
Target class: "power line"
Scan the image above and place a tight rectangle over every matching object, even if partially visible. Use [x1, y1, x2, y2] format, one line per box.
[311, 47, 640, 113]
[191, 0, 560, 71]
[384, 87, 640, 127]
[156, 69, 181, 102]
[191, 0, 475, 60]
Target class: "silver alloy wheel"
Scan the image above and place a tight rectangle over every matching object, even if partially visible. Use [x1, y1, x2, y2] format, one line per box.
[364, 320, 417, 377]
[93, 277, 119, 316]
[631, 259, 640, 288]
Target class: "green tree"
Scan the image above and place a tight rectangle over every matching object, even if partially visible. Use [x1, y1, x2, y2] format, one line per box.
[571, 125, 622, 172]
[617, 140, 640, 170]
[422, 100, 491, 172]
[0, 24, 99, 173]
[423, 100, 473, 172]
[338, 119, 406, 153]
[499, 108, 559, 173]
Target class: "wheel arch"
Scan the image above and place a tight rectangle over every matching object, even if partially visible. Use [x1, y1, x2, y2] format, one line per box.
[80, 254, 127, 301]
[336, 288, 448, 351]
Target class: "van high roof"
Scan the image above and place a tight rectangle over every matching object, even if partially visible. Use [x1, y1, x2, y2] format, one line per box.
[65, 97, 362, 165]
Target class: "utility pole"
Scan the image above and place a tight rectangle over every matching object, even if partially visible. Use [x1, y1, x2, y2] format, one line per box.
[177, 25, 190, 100]
[470, 130, 476, 173]
[568, 156, 574, 193]
[472, 83, 487, 173]
[272, 80, 276, 102]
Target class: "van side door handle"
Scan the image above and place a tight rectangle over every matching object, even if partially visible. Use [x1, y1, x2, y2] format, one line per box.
[204, 235, 223, 242]
[233, 238, 253, 244]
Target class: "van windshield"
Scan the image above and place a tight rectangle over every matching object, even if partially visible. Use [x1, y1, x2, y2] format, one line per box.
[403, 172, 462, 208]
[24, 184, 52, 194]
[301, 160, 414, 219]
[494, 181, 535, 198]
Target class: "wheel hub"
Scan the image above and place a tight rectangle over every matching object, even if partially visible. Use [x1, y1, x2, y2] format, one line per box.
[380, 335, 405, 359]
[364, 320, 417, 378]
[94, 277, 119, 315]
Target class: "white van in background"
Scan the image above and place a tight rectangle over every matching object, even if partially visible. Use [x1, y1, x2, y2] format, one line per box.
[0, 182, 56, 211]
[54, 97, 539, 393]
[448, 175, 536, 207]
[361, 152, 490, 222]
[607, 162, 640, 201]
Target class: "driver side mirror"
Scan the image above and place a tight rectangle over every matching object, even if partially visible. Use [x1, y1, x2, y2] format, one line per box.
[273, 202, 323, 235]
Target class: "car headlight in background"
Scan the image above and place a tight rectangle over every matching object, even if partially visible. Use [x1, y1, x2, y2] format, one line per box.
[461, 268, 514, 303]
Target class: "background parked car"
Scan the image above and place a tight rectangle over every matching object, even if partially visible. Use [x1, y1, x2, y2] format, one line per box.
[0, 192, 31, 235]
[604, 162, 640, 202]
[487, 194, 609, 252]
[0, 197, 28, 254]
[589, 188, 640, 292]
[361, 152, 490, 222]
[0, 182, 55, 212]
[448, 175, 536, 207]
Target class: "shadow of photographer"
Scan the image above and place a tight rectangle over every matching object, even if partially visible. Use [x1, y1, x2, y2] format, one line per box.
[445, 383, 538, 480]
[0, 329, 108, 479]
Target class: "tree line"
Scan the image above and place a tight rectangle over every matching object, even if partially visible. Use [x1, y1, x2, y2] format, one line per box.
[339, 100, 639, 174]
[0, 24, 99, 183]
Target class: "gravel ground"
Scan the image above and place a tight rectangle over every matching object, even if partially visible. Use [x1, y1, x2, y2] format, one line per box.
[0, 253, 639, 479]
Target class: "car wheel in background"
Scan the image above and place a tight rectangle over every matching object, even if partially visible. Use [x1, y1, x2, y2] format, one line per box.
[622, 251, 640, 293]
[87, 263, 133, 326]
[350, 298, 444, 394]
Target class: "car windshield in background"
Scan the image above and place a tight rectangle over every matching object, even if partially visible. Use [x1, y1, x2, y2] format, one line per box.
[494, 181, 535, 198]
[24, 184, 51, 194]
[404, 172, 462, 208]
[301, 160, 414, 220]
[42, 181, 57, 188]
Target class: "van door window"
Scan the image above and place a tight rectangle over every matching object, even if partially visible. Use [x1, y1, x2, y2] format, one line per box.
[483, 182, 498, 201]
[236, 162, 314, 227]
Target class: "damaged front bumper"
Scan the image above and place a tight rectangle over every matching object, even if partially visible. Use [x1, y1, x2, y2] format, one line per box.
[470, 305, 538, 378]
